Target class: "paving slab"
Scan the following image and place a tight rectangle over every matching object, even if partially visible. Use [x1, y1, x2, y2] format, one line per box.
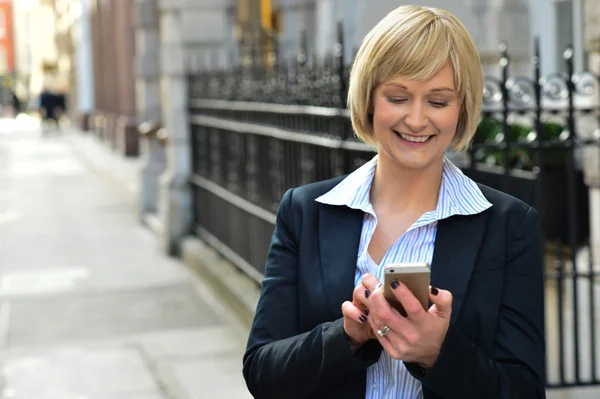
[0, 120, 251, 398]
[2, 346, 161, 399]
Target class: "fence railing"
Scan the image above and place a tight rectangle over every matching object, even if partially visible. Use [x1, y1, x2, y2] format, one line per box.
[188, 23, 600, 388]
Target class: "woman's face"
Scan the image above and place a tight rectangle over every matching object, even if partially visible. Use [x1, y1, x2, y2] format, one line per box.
[371, 62, 461, 172]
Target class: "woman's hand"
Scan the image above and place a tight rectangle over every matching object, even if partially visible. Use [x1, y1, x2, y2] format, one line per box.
[341, 281, 378, 349]
[359, 274, 453, 368]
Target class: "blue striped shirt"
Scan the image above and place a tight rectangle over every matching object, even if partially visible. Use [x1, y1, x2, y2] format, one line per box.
[316, 155, 491, 399]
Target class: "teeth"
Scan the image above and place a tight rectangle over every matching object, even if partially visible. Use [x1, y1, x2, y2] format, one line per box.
[398, 132, 431, 143]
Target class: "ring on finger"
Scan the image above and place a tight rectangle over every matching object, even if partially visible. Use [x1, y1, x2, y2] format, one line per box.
[377, 325, 391, 338]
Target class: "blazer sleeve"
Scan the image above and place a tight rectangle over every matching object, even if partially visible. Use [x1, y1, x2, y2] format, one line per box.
[405, 207, 546, 399]
[242, 188, 382, 398]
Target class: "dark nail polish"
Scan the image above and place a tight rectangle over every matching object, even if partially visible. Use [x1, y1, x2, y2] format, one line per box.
[365, 289, 371, 298]
[359, 314, 367, 323]
[391, 280, 400, 289]
[431, 286, 439, 295]
[364, 308, 370, 316]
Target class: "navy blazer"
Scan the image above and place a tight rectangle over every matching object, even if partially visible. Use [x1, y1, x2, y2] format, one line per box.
[243, 175, 546, 399]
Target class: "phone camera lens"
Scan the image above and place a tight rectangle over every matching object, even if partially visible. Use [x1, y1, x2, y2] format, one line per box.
[389, 269, 395, 273]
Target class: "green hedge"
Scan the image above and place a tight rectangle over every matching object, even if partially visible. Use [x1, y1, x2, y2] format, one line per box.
[472, 116, 567, 171]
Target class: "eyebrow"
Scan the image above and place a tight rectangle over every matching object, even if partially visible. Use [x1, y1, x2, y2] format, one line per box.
[383, 83, 455, 93]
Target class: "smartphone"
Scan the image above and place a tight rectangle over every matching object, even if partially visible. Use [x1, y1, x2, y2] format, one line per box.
[383, 262, 431, 317]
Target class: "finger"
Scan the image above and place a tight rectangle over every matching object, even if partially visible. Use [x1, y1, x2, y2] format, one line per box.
[387, 279, 427, 319]
[365, 309, 385, 341]
[428, 286, 453, 319]
[367, 289, 410, 332]
[342, 301, 369, 324]
[374, 281, 384, 296]
[377, 334, 402, 360]
[365, 313, 404, 357]
[352, 285, 371, 311]
[361, 273, 381, 295]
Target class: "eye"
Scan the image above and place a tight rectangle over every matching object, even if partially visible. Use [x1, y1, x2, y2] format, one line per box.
[430, 101, 449, 108]
[387, 98, 407, 104]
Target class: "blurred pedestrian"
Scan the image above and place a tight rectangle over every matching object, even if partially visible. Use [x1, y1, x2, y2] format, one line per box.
[39, 87, 65, 136]
[9, 89, 20, 116]
[243, 5, 545, 399]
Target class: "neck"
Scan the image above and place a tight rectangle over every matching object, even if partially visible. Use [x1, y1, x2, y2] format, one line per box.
[370, 155, 444, 215]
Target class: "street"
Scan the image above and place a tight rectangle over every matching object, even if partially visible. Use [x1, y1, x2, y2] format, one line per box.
[0, 117, 252, 399]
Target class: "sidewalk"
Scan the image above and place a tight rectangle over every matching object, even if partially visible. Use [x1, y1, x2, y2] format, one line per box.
[0, 118, 252, 399]
[16, 118, 600, 399]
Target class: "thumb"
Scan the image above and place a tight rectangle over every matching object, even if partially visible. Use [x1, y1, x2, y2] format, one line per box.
[428, 286, 453, 319]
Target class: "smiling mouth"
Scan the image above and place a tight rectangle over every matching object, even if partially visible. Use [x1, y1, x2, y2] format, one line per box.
[393, 130, 435, 143]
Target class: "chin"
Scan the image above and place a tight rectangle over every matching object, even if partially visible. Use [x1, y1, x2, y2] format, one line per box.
[383, 147, 443, 172]
[394, 156, 438, 171]
[376, 131, 448, 172]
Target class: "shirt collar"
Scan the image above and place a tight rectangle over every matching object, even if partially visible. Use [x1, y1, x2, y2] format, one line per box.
[315, 155, 492, 219]
[315, 155, 378, 213]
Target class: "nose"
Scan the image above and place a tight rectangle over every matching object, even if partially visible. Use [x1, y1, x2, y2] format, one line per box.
[404, 102, 428, 132]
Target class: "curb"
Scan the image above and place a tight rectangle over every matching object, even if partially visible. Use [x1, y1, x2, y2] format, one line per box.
[181, 236, 260, 331]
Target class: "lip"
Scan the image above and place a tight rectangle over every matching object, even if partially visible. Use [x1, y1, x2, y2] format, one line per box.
[393, 130, 436, 146]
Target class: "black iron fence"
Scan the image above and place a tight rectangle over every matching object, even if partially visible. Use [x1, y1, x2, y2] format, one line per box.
[188, 24, 600, 388]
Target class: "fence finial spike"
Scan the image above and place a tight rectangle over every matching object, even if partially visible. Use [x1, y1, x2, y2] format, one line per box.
[498, 41, 508, 54]
[532, 36, 540, 66]
[563, 46, 574, 60]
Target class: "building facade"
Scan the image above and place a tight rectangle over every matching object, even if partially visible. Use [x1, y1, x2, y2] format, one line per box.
[13, 0, 60, 106]
[237, 0, 586, 77]
[88, 0, 138, 155]
[0, 0, 15, 76]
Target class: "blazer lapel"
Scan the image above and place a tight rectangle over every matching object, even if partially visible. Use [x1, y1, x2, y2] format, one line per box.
[318, 203, 364, 318]
[431, 212, 488, 324]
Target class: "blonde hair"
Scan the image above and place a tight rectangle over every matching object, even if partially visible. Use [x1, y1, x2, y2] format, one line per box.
[347, 5, 483, 151]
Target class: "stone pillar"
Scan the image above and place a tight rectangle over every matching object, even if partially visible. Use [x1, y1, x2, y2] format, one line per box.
[157, 0, 230, 255]
[133, 0, 165, 223]
[157, 2, 192, 255]
[565, 0, 600, 384]
[584, 0, 600, 261]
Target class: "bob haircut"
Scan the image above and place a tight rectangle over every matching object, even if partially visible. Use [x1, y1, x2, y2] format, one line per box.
[347, 6, 483, 151]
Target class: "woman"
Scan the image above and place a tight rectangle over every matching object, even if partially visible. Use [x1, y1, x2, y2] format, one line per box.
[243, 5, 545, 399]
